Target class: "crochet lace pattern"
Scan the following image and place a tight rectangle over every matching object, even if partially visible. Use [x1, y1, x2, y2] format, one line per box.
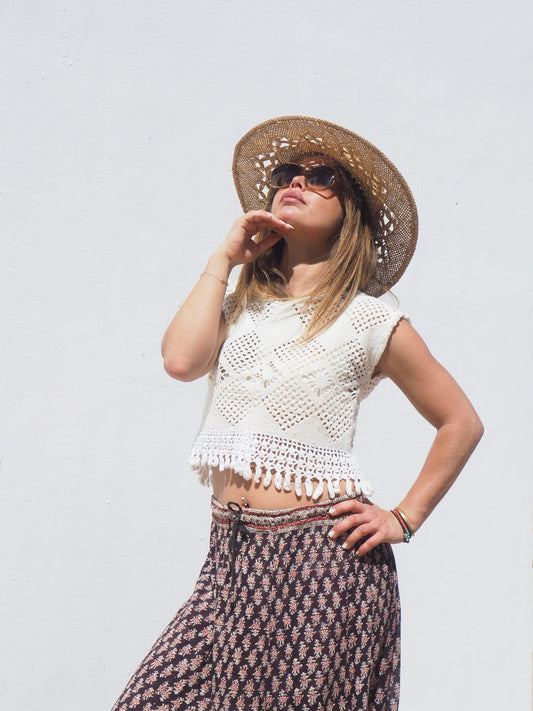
[189, 290, 407, 500]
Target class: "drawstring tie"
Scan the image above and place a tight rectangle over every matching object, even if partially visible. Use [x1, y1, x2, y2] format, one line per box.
[227, 501, 249, 602]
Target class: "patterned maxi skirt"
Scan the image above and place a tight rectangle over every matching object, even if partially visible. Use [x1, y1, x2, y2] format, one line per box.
[111, 496, 401, 711]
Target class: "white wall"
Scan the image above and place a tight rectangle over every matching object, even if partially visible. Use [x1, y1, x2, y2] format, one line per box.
[1, 1, 531, 709]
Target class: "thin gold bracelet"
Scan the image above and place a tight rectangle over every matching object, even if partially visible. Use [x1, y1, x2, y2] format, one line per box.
[201, 271, 228, 287]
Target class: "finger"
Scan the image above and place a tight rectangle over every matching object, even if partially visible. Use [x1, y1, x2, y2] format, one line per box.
[341, 522, 375, 550]
[254, 230, 283, 255]
[329, 499, 368, 517]
[242, 211, 293, 235]
[355, 533, 382, 557]
[262, 211, 294, 229]
[328, 513, 367, 539]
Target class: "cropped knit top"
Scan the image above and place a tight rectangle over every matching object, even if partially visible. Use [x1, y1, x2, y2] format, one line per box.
[189, 288, 407, 500]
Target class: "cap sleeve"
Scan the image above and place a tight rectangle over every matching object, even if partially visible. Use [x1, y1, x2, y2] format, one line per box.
[349, 293, 409, 395]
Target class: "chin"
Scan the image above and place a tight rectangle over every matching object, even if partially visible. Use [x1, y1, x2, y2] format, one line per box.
[273, 205, 299, 222]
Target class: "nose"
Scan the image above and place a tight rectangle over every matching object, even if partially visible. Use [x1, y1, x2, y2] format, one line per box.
[289, 173, 306, 189]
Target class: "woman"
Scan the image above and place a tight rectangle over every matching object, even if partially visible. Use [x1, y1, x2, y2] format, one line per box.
[112, 116, 483, 710]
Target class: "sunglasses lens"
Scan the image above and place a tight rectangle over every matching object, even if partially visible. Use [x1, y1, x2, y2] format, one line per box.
[307, 166, 335, 189]
[270, 163, 336, 190]
[270, 164, 300, 188]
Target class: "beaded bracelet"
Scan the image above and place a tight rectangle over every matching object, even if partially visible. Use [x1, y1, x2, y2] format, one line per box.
[391, 507, 413, 543]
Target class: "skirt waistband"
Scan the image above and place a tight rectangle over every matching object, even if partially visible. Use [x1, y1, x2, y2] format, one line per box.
[211, 493, 360, 532]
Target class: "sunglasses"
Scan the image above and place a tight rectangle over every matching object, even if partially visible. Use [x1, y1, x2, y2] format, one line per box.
[269, 163, 336, 191]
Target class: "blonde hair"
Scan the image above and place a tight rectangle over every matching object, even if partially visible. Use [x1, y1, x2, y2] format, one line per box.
[227, 161, 378, 340]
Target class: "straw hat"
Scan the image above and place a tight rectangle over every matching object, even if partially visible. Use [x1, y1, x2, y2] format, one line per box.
[232, 115, 418, 296]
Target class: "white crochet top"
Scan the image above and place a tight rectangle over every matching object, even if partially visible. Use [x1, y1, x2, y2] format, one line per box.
[189, 289, 407, 500]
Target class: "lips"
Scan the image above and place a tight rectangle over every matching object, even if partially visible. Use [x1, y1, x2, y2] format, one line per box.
[280, 189, 305, 204]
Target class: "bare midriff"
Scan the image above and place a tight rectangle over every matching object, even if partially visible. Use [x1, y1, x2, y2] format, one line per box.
[211, 466, 351, 510]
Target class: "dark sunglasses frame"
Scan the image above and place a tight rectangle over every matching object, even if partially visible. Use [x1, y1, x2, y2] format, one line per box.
[268, 163, 336, 191]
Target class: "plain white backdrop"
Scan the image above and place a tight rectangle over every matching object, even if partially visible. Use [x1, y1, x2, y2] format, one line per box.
[1, 1, 532, 709]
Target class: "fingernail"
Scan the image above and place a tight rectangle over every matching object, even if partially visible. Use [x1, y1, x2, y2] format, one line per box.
[342, 542, 348, 549]
[329, 507, 336, 515]
[283, 222, 293, 228]
[328, 530, 335, 539]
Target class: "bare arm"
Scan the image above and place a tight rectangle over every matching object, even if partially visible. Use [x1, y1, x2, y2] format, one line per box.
[329, 319, 484, 554]
[162, 211, 292, 381]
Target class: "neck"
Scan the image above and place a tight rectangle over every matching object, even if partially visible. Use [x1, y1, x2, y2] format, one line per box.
[280, 242, 330, 297]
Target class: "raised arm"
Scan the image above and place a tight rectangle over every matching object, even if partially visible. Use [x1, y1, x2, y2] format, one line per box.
[328, 319, 484, 554]
[161, 211, 292, 381]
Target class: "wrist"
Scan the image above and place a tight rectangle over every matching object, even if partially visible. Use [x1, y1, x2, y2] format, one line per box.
[395, 498, 427, 533]
[391, 507, 414, 543]
[206, 251, 234, 278]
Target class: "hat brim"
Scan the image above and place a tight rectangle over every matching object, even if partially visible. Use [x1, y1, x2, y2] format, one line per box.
[232, 115, 418, 296]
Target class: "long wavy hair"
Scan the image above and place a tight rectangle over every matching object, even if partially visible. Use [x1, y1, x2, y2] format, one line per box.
[227, 159, 379, 341]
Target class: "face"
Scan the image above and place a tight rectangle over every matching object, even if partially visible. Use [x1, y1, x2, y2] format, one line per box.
[270, 155, 344, 244]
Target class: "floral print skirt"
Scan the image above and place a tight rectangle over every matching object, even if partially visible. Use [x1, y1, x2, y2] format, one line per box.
[112, 495, 401, 711]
